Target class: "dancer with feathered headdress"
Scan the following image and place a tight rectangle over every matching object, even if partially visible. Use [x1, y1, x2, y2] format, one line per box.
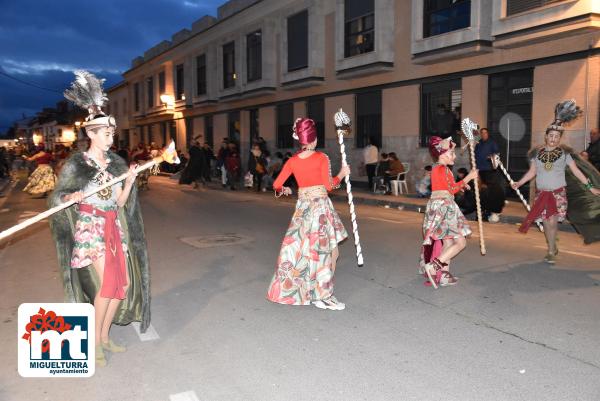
[49, 70, 151, 367]
[512, 100, 600, 263]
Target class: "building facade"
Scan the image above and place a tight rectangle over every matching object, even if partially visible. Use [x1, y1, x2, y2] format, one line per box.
[107, 0, 600, 188]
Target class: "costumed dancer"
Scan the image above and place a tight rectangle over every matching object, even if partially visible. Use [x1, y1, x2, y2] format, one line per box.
[419, 136, 478, 289]
[22, 145, 56, 197]
[266, 118, 350, 310]
[49, 71, 151, 367]
[512, 100, 600, 263]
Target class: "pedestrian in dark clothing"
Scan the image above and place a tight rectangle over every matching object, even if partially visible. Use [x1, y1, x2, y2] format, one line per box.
[582, 128, 600, 172]
[225, 142, 241, 190]
[179, 139, 207, 188]
[247, 144, 267, 192]
[474, 128, 500, 185]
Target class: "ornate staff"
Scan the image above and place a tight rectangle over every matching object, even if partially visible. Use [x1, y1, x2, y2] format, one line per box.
[491, 154, 544, 232]
[333, 109, 364, 267]
[461, 118, 486, 255]
[0, 142, 179, 242]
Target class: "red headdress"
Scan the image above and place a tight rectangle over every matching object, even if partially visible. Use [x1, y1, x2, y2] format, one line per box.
[428, 136, 455, 158]
[292, 118, 317, 145]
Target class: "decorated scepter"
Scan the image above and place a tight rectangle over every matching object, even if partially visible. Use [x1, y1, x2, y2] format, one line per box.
[461, 118, 486, 255]
[491, 154, 544, 232]
[334, 109, 364, 267]
[0, 143, 179, 242]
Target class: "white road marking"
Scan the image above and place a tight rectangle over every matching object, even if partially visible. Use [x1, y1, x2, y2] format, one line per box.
[366, 217, 404, 224]
[132, 322, 160, 341]
[169, 391, 200, 401]
[533, 245, 600, 260]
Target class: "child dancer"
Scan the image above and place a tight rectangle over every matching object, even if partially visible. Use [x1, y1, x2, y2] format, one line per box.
[420, 136, 478, 289]
[267, 118, 350, 310]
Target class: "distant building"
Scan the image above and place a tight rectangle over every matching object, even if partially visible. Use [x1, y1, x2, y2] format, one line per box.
[107, 0, 600, 187]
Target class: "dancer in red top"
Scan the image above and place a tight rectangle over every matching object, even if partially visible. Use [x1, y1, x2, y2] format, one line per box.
[266, 118, 350, 310]
[419, 136, 478, 289]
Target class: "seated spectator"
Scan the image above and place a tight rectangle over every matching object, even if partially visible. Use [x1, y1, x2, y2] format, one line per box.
[262, 151, 283, 191]
[416, 165, 432, 198]
[383, 152, 405, 193]
[372, 153, 390, 193]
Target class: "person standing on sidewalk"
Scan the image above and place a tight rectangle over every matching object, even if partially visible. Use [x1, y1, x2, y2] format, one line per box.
[363, 136, 378, 192]
[475, 128, 505, 222]
[267, 118, 350, 310]
[419, 136, 478, 289]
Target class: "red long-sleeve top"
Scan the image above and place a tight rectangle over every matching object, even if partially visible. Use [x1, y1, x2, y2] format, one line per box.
[273, 152, 341, 192]
[431, 164, 465, 195]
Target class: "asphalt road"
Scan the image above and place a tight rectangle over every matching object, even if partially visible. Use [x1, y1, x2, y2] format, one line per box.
[1, 176, 599, 401]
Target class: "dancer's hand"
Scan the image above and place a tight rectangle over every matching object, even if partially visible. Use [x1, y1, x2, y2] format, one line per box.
[338, 165, 351, 179]
[65, 191, 84, 204]
[281, 186, 293, 196]
[465, 169, 478, 183]
[125, 164, 138, 185]
[591, 187, 600, 196]
[511, 182, 521, 190]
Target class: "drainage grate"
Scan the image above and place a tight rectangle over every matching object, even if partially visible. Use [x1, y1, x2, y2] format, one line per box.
[179, 234, 253, 249]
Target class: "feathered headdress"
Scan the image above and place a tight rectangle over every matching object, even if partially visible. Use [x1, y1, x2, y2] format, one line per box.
[547, 99, 582, 133]
[64, 70, 114, 128]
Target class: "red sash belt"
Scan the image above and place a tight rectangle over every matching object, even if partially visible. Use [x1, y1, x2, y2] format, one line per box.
[519, 188, 562, 234]
[79, 204, 127, 300]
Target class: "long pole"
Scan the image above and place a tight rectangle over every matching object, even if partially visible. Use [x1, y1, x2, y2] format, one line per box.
[334, 109, 364, 267]
[491, 155, 543, 232]
[468, 141, 486, 255]
[0, 144, 178, 242]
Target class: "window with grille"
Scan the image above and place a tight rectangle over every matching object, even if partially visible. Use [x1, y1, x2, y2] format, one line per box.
[506, 0, 563, 16]
[246, 31, 262, 82]
[147, 77, 154, 108]
[420, 79, 462, 147]
[223, 42, 236, 89]
[196, 54, 207, 95]
[277, 103, 294, 148]
[423, 0, 471, 38]
[287, 10, 309, 71]
[344, 0, 375, 58]
[307, 98, 325, 148]
[356, 91, 382, 148]
[176, 64, 185, 100]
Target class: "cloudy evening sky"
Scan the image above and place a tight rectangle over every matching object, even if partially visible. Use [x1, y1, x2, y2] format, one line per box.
[0, 0, 223, 134]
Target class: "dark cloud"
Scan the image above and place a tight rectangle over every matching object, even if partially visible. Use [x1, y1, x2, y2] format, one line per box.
[0, 0, 222, 134]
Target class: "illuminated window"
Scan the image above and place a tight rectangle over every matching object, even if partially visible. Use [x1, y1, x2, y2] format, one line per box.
[344, 0, 375, 58]
[223, 42, 236, 89]
[176, 64, 185, 100]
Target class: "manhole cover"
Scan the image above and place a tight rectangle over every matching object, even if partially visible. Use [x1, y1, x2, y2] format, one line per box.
[179, 234, 253, 249]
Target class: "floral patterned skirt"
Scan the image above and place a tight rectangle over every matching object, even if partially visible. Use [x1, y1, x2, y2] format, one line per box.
[419, 192, 471, 273]
[71, 207, 128, 269]
[534, 187, 567, 223]
[267, 190, 348, 305]
[23, 165, 55, 195]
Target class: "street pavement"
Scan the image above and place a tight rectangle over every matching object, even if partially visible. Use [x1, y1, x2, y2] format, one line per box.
[1, 175, 599, 401]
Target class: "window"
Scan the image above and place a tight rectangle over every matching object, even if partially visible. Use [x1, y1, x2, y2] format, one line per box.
[344, 0, 375, 58]
[228, 111, 240, 144]
[424, 0, 471, 38]
[134, 83, 140, 112]
[506, 0, 563, 16]
[307, 98, 325, 148]
[122, 98, 127, 115]
[249, 108, 259, 147]
[176, 64, 185, 100]
[277, 103, 294, 148]
[420, 79, 462, 147]
[196, 54, 207, 95]
[147, 77, 154, 108]
[356, 91, 381, 148]
[246, 31, 262, 82]
[185, 118, 194, 148]
[287, 10, 308, 71]
[223, 42, 236, 89]
[205, 115, 214, 148]
[158, 71, 166, 94]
